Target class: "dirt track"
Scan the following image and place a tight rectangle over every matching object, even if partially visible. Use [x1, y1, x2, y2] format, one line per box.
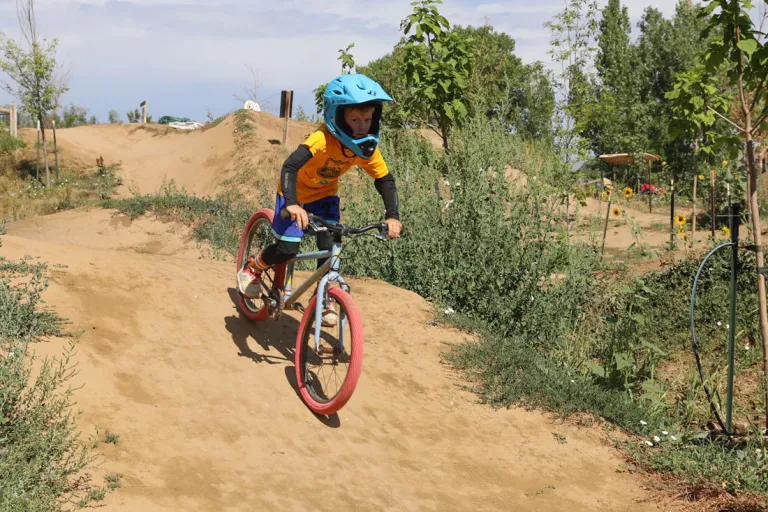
[3, 116, 665, 511]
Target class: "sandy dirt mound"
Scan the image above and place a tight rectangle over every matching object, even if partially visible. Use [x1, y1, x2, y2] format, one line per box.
[6, 207, 206, 258]
[2, 210, 662, 511]
[18, 113, 318, 198]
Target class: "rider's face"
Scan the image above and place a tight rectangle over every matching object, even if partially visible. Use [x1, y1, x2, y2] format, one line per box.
[343, 107, 374, 139]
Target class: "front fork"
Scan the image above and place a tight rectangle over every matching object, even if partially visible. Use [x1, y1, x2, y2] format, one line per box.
[308, 242, 350, 353]
[262, 239, 350, 354]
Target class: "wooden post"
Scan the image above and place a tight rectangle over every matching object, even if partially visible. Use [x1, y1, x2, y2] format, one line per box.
[140, 101, 147, 123]
[10, 104, 17, 138]
[600, 192, 613, 261]
[711, 168, 716, 237]
[670, 171, 675, 246]
[648, 160, 653, 213]
[52, 120, 59, 180]
[36, 120, 40, 182]
[280, 90, 293, 145]
[691, 138, 699, 248]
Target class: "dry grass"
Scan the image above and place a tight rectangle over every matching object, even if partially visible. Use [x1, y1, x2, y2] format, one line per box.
[0, 151, 121, 222]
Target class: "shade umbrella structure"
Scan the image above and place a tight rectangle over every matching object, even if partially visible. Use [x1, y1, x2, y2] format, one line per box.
[597, 152, 663, 258]
[599, 152, 661, 213]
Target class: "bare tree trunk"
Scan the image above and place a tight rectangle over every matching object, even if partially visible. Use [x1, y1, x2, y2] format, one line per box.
[39, 115, 50, 186]
[747, 137, 768, 427]
[745, 138, 768, 430]
[747, 166, 752, 217]
[440, 118, 449, 153]
[741, 114, 768, 431]
[692, 138, 698, 247]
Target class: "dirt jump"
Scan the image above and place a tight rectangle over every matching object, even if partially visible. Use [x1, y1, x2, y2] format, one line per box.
[4, 114, 666, 511]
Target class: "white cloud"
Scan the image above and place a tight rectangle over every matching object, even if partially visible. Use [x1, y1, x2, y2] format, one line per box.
[620, 0, 679, 19]
[0, 1, 726, 121]
[475, 3, 564, 15]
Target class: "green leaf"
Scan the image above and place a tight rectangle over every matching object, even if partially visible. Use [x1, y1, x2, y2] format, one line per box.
[631, 313, 646, 326]
[702, 1, 719, 15]
[738, 39, 759, 57]
[584, 361, 606, 378]
[641, 380, 664, 394]
[452, 98, 467, 118]
[444, 102, 454, 120]
[614, 352, 633, 371]
[689, 430, 710, 440]
[641, 340, 665, 355]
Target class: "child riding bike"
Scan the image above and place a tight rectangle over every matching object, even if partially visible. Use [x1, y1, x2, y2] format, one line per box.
[237, 73, 403, 326]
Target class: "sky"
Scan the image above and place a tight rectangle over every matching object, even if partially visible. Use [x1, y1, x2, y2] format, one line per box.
[0, 0, 680, 124]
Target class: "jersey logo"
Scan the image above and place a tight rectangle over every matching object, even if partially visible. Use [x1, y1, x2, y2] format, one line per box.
[317, 158, 347, 179]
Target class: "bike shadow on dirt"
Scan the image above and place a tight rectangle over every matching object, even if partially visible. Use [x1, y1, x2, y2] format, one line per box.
[224, 287, 340, 428]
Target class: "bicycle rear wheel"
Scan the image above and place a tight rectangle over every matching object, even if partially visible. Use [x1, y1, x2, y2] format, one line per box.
[295, 287, 363, 415]
[235, 208, 286, 322]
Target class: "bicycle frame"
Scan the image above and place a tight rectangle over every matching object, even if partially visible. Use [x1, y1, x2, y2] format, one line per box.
[278, 239, 350, 353]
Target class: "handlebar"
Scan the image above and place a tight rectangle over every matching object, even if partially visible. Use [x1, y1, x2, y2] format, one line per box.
[279, 208, 389, 239]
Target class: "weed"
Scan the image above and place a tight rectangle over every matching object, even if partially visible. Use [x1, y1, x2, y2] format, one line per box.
[104, 430, 120, 444]
[105, 473, 123, 489]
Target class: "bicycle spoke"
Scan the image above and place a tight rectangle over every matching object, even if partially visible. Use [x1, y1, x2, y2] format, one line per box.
[301, 312, 352, 404]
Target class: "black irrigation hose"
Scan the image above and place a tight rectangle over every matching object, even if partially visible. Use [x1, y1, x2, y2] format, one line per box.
[690, 241, 733, 439]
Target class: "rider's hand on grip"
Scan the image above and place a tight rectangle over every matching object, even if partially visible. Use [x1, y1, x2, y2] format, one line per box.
[281, 205, 309, 230]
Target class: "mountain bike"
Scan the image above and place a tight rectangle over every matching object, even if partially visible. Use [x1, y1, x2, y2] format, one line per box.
[235, 207, 389, 415]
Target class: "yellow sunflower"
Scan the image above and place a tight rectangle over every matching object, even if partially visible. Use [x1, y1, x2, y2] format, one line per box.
[601, 191, 610, 201]
[675, 214, 687, 226]
[698, 174, 705, 181]
[623, 187, 633, 199]
[662, 161, 667, 166]
[721, 226, 731, 237]
[722, 160, 729, 166]
[678, 226, 686, 235]
[612, 207, 622, 217]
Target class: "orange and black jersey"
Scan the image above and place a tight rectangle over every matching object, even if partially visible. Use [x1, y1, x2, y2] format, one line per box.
[278, 125, 399, 220]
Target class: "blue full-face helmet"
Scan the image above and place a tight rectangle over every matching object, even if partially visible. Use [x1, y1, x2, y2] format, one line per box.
[323, 74, 393, 159]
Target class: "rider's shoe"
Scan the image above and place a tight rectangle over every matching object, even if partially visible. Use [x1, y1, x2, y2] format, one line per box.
[321, 300, 338, 327]
[237, 267, 262, 299]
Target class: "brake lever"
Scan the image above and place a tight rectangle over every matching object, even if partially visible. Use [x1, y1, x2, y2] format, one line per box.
[309, 221, 327, 232]
[374, 225, 389, 241]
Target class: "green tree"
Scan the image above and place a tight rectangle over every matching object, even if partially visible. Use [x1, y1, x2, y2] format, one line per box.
[126, 108, 152, 123]
[545, 0, 599, 154]
[634, 2, 712, 198]
[587, 0, 649, 160]
[569, 1, 711, 195]
[666, 62, 732, 243]
[0, 0, 68, 187]
[452, 24, 555, 139]
[357, 42, 413, 128]
[313, 43, 356, 115]
[399, 0, 472, 151]
[545, 0, 601, 241]
[108, 109, 121, 124]
[59, 103, 90, 128]
[699, 0, 768, 429]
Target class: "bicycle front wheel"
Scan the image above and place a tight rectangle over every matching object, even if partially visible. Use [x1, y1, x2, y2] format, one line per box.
[294, 287, 364, 415]
[235, 208, 286, 322]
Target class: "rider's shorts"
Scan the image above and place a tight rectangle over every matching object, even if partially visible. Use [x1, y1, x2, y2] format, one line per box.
[271, 193, 340, 242]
